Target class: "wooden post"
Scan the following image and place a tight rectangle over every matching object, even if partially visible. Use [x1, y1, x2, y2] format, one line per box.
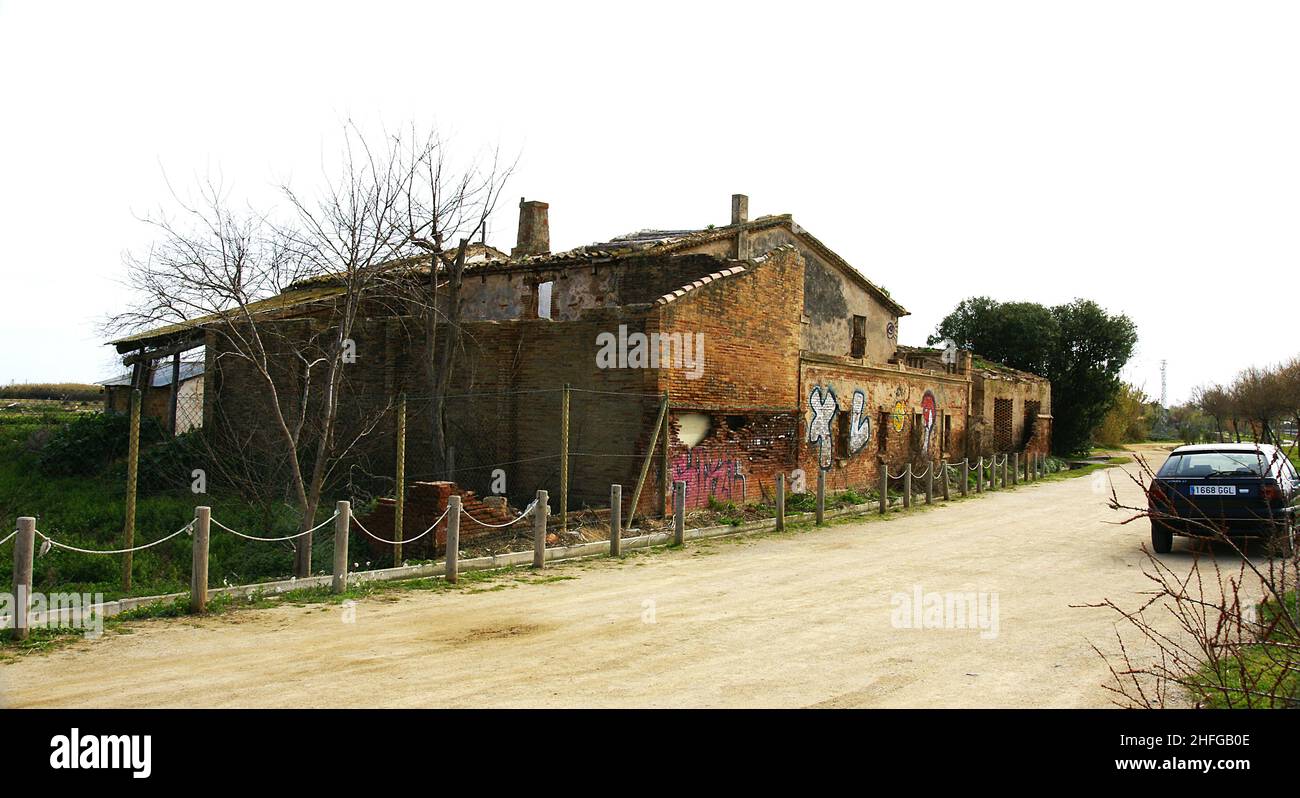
[11, 517, 34, 641]
[393, 395, 407, 565]
[609, 485, 621, 557]
[961, 460, 970, 497]
[903, 464, 913, 508]
[122, 387, 142, 591]
[190, 506, 210, 613]
[625, 394, 669, 532]
[1012, 452, 1019, 486]
[1004, 455, 1011, 488]
[445, 495, 461, 584]
[167, 351, 181, 434]
[816, 469, 826, 525]
[332, 501, 350, 594]
[673, 481, 685, 545]
[659, 392, 670, 517]
[775, 473, 786, 531]
[559, 383, 570, 535]
[976, 457, 984, 493]
[534, 489, 548, 568]
[941, 461, 951, 501]
[879, 462, 888, 514]
[925, 462, 934, 505]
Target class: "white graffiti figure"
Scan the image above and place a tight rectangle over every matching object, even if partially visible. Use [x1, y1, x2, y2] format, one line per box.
[848, 390, 872, 454]
[807, 385, 838, 470]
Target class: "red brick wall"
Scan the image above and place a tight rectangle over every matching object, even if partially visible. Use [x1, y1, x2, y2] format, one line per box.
[797, 359, 971, 493]
[644, 247, 805, 511]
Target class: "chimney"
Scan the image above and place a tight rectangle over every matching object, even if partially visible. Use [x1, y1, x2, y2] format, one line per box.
[731, 194, 749, 226]
[512, 198, 550, 257]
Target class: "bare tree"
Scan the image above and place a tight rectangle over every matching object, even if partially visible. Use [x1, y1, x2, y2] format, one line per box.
[110, 124, 512, 576]
[1231, 365, 1288, 445]
[1191, 383, 1231, 443]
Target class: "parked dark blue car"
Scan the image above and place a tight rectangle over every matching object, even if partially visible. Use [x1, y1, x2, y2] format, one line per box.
[1149, 443, 1298, 554]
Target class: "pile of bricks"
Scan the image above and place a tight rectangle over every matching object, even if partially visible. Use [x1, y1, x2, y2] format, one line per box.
[357, 481, 516, 560]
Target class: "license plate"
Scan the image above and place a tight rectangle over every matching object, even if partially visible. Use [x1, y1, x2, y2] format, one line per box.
[1191, 485, 1238, 496]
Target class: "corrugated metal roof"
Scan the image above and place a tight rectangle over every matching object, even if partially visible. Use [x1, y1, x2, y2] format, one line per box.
[101, 360, 205, 388]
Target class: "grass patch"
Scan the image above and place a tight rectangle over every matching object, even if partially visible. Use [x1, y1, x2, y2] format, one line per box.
[1195, 591, 1299, 709]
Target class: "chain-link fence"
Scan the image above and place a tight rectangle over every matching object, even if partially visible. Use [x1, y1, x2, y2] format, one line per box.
[338, 385, 667, 563]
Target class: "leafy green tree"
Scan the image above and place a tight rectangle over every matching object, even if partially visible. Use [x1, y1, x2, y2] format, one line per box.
[928, 297, 1055, 375]
[1046, 299, 1139, 455]
[930, 297, 1138, 455]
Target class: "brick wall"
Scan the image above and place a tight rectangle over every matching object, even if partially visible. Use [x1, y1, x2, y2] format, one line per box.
[647, 247, 805, 511]
[798, 357, 971, 493]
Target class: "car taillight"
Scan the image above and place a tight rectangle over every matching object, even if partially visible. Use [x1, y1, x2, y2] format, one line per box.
[1262, 484, 1281, 501]
[1150, 484, 1167, 504]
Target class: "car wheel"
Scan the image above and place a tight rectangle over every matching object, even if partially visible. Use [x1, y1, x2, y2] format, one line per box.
[1151, 520, 1173, 554]
[1273, 520, 1297, 559]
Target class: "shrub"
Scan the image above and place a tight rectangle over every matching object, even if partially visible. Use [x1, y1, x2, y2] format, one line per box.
[38, 412, 167, 477]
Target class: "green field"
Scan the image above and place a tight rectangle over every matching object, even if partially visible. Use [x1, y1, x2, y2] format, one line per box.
[0, 401, 338, 600]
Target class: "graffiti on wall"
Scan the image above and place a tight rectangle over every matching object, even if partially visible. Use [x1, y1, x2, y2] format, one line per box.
[848, 390, 871, 454]
[808, 384, 873, 469]
[807, 385, 838, 470]
[921, 390, 938, 453]
[890, 400, 907, 433]
[672, 447, 745, 508]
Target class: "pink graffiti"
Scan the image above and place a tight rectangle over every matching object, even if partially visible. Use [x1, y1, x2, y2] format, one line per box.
[672, 448, 746, 508]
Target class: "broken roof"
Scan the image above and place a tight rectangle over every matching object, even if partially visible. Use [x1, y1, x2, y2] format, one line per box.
[101, 360, 205, 388]
[567, 215, 908, 317]
[108, 284, 347, 351]
[110, 210, 908, 350]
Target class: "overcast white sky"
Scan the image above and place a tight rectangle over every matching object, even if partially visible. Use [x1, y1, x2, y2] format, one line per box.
[2, 1, 1296, 403]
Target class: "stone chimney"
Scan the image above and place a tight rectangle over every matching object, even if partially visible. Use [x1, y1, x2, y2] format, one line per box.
[512, 198, 550, 257]
[731, 194, 749, 225]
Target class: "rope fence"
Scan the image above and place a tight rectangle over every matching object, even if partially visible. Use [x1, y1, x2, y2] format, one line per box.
[351, 506, 448, 546]
[5, 445, 1066, 636]
[211, 512, 338, 543]
[35, 520, 195, 556]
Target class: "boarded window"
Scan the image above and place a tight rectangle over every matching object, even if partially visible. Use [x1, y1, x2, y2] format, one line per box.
[878, 410, 889, 451]
[943, 414, 952, 453]
[994, 398, 1014, 452]
[537, 281, 554, 320]
[850, 315, 866, 358]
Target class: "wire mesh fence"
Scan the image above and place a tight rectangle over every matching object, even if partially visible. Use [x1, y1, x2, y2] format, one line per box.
[336, 385, 667, 563]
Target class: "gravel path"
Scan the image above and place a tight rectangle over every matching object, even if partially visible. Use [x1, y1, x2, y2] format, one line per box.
[2, 449, 1238, 708]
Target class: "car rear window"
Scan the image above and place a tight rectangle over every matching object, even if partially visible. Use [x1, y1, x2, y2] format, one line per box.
[1158, 452, 1269, 479]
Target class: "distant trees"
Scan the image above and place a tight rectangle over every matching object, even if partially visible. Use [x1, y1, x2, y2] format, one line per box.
[1192, 356, 1300, 450]
[930, 297, 1138, 455]
[1094, 383, 1154, 448]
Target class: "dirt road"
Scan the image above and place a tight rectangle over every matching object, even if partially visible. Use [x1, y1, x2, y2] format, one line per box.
[0, 451, 1234, 708]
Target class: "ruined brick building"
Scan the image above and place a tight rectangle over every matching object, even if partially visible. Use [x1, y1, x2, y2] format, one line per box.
[110, 194, 1051, 524]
